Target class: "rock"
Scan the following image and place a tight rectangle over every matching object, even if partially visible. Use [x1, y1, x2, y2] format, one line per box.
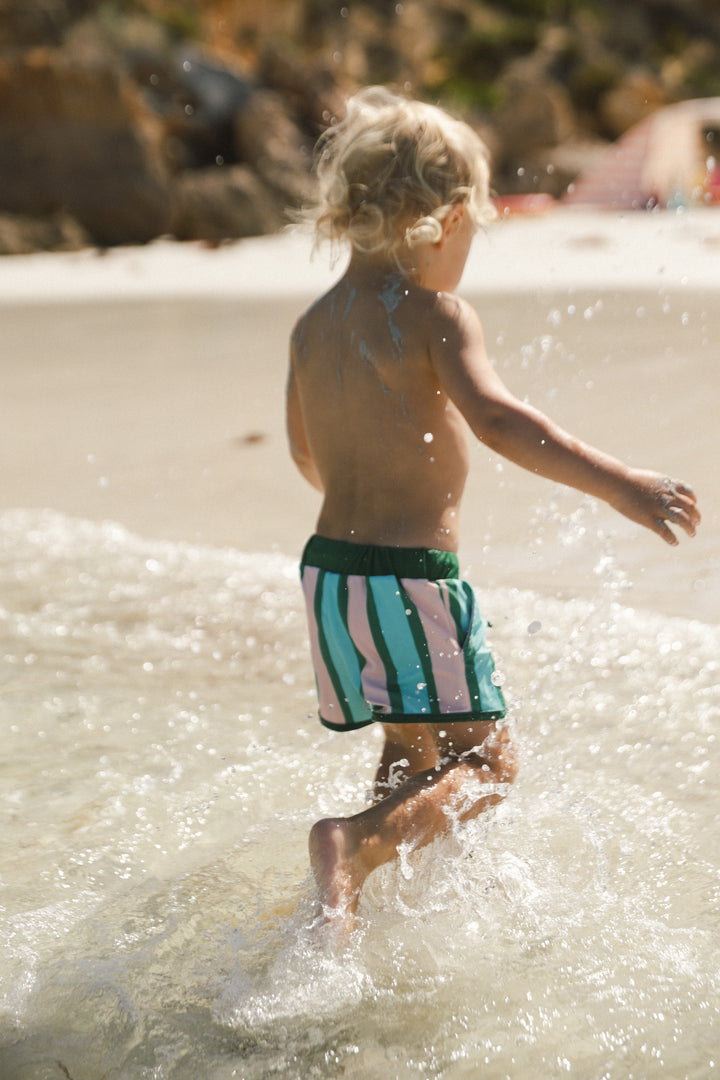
[164, 48, 254, 168]
[257, 40, 346, 131]
[0, 210, 90, 255]
[234, 89, 316, 207]
[496, 77, 576, 161]
[169, 164, 283, 242]
[599, 69, 668, 138]
[0, 48, 172, 246]
[0, 0, 89, 49]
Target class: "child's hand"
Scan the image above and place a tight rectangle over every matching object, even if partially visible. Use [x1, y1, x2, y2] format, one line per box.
[611, 470, 701, 546]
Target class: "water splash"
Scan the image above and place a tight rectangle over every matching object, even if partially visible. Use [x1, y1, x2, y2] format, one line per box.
[1, 511, 718, 1079]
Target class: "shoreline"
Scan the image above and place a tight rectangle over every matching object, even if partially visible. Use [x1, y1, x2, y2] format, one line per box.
[1, 208, 720, 306]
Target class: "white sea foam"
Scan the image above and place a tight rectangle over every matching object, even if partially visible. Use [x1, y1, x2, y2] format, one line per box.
[1, 510, 718, 1078]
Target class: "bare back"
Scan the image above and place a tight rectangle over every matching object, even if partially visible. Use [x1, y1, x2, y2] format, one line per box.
[288, 262, 471, 550]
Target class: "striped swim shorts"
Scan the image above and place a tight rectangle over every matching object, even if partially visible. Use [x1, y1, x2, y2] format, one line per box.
[300, 535, 506, 732]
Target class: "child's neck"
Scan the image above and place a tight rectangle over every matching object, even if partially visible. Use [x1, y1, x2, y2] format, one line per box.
[348, 248, 410, 275]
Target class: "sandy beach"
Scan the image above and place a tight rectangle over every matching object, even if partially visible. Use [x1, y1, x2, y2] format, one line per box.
[2, 207, 718, 619]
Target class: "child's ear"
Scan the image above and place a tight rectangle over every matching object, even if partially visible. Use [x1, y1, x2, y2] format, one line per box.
[439, 204, 465, 246]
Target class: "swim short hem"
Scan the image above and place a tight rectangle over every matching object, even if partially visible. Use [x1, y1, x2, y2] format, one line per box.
[319, 709, 506, 732]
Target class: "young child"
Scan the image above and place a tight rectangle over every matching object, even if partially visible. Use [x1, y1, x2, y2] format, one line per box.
[286, 87, 701, 934]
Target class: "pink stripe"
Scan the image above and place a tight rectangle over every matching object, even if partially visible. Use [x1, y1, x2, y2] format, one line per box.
[301, 566, 344, 723]
[402, 578, 471, 713]
[345, 575, 392, 715]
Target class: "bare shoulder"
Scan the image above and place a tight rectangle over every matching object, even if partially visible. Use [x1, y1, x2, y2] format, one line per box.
[421, 291, 487, 373]
[429, 290, 485, 340]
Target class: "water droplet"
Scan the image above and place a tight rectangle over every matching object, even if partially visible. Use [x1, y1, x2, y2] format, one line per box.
[424, 432, 434, 443]
[491, 670, 505, 687]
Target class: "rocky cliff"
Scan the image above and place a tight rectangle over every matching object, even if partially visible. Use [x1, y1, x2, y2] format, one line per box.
[1, 0, 719, 253]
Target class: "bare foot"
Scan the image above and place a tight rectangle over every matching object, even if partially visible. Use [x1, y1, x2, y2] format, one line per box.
[308, 817, 368, 940]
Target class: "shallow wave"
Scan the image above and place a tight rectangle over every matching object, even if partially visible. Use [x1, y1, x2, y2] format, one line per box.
[1, 510, 718, 1079]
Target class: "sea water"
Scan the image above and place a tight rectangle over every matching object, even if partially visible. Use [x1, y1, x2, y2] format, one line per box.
[1, 506, 718, 1080]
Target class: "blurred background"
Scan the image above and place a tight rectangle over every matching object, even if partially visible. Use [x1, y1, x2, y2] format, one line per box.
[0, 0, 719, 255]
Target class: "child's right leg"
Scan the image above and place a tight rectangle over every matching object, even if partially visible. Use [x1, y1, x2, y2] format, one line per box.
[371, 721, 440, 801]
[309, 719, 517, 935]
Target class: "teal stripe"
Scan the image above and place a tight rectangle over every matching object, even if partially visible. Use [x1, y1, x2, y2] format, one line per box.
[397, 581, 440, 713]
[366, 579, 404, 714]
[368, 578, 432, 715]
[444, 579, 468, 639]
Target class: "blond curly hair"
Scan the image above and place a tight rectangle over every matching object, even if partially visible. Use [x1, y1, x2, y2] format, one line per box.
[307, 86, 496, 257]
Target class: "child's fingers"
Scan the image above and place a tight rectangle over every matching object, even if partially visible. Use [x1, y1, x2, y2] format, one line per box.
[655, 477, 701, 537]
[671, 479, 696, 498]
[655, 517, 680, 546]
[653, 499, 698, 545]
[668, 507, 698, 537]
[674, 490, 702, 528]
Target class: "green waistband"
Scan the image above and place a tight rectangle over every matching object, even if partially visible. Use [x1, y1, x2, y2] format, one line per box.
[301, 535, 459, 580]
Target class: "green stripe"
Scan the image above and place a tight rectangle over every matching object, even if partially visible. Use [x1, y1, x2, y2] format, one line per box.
[459, 583, 483, 709]
[397, 581, 440, 713]
[366, 579, 404, 714]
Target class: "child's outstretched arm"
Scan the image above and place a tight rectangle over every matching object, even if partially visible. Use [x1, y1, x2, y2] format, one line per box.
[430, 295, 701, 546]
